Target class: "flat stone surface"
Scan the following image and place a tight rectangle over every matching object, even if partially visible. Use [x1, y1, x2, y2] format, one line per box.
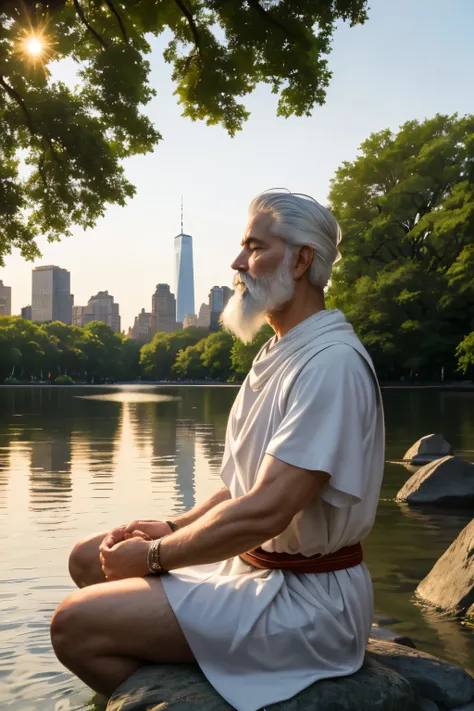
[403, 434, 451, 463]
[396, 456, 474, 505]
[417, 519, 474, 615]
[367, 639, 474, 708]
[106, 654, 418, 711]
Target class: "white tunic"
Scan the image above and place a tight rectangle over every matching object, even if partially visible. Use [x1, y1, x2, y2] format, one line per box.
[161, 309, 385, 711]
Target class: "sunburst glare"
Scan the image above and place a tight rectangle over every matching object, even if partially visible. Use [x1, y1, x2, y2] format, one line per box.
[16, 27, 54, 67]
[25, 36, 44, 57]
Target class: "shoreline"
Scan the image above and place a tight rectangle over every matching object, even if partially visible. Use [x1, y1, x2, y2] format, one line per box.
[0, 381, 473, 391]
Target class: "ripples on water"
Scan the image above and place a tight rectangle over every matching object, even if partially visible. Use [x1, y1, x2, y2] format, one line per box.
[0, 385, 473, 709]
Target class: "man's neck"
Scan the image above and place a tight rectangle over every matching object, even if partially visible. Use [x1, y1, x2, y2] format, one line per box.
[267, 285, 326, 341]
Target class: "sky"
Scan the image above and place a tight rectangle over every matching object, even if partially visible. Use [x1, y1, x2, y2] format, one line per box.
[1, 0, 474, 332]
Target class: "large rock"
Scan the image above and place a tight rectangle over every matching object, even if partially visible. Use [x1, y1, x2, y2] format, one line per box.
[106, 655, 417, 710]
[396, 456, 474, 505]
[417, 518, 474, 616]
[367, 639, 474, 708]
[105, 639, 474, 711]
[403, 434, 451, 464]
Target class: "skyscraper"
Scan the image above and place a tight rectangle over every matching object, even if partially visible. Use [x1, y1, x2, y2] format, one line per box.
[209, 285, 233, 331]
[83, 290, 121, 332]
[0, 280, 11, 316]
[151, 283, 176, 334]
[174, 200, 195, 324]
[32, 266, 73, 324]
[130, 308, 153, 342]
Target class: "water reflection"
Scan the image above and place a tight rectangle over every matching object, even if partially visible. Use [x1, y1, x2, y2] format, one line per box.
[0, 384, 473, 710]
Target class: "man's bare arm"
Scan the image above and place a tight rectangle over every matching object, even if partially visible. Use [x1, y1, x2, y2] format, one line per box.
[173, 486, 231, 529]
[159, 455, 329, 570]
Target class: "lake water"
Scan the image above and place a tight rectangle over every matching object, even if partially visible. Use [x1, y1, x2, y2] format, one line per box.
[0, 385, 473, 711]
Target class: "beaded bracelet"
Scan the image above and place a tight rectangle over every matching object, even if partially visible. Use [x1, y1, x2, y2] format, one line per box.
[147, 535, 169, 574]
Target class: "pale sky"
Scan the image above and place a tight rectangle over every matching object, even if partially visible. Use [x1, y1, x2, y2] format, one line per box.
[1, 0, 473, 332]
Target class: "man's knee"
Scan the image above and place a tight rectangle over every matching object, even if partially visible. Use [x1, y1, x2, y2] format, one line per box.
[68, 532, 108, 587]
[50, 594, 85, 661]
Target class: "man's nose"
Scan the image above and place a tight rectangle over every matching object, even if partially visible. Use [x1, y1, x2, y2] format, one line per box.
[230, 249, 249, 272]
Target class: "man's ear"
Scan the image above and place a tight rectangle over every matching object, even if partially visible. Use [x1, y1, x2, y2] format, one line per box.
[294, 245, 313, 279]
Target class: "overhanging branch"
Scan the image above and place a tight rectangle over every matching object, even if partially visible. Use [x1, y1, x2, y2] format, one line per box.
[0, 75, 61, 165]
[247, 0, 298, 38]
[0, 75, 36, 135]
[73, 0, 107, 48]
[174, 0, 201, 53]
[103, 0, 128, 43]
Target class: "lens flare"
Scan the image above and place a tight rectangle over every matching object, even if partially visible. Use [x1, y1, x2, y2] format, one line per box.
[25, 36, 44, 57]
[16, 27, 54, 67]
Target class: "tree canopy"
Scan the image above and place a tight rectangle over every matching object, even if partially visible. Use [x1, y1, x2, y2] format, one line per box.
[0, 317, 275, 383]
[0, 0, 368, 264]
[327, 113, 474, 380]
[0, 315, 139, 382]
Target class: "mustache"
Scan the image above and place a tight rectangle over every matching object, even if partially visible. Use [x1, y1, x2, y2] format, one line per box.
[233, 272, 257, 289]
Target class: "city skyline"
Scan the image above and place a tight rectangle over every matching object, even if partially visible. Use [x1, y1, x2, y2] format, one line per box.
[1, 0, 473, 331]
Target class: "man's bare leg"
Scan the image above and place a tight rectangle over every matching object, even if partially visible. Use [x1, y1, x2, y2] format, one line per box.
[50, 576, 195, 697]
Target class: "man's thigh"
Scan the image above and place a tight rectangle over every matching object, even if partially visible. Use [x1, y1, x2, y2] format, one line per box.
[52, 575, 195, 663]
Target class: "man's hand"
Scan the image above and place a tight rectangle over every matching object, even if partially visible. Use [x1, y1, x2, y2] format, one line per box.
[99, 534, 151, 581]
[123, 519, 173, 540]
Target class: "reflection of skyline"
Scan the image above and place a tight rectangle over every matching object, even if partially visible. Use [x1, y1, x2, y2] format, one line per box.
[175, 423, 195, 511]
[0, 386, 238, 529]
[0, 437, 10, 515]
[126, 390, 239, 516]
[29, 435, 72, 515]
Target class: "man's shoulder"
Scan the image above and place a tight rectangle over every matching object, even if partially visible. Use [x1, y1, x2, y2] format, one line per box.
[307, 342, 368, 372]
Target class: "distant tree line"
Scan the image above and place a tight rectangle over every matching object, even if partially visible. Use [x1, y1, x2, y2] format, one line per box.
[0, 317, 141, 384]
[0, 317, 274, 384]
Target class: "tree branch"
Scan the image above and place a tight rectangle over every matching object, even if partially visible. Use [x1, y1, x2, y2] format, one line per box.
[0, 75, 62, 165]
[174, 0, 201, 51]
[247, 0, 298, 38]
[103, 0, 128, 43]
[73, 0, 107, 49]
[0, 75, 36, 135]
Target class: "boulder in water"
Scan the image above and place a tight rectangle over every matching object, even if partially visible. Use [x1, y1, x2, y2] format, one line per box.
[396, 456, 474, 505]
[403, 434, 451, 464]
[416, 518, 474, 616]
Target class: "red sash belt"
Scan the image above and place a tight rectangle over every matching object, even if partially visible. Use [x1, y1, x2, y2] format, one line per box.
[240, 543, 363, 573]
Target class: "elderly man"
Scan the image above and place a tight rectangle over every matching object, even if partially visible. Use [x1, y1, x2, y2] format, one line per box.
[51, 190, 385, 711]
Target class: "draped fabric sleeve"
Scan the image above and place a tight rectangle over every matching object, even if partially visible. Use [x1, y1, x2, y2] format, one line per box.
[265, 345, 376, 508]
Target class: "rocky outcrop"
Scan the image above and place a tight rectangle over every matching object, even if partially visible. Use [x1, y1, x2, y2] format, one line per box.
[105, 639, 474, 711]
[417, 519, 474, 616]
[403, 434, 451, 464]
[396, 456, 474, 505]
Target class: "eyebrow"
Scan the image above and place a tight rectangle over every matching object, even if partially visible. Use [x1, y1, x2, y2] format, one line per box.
[240, 236, 266, 247]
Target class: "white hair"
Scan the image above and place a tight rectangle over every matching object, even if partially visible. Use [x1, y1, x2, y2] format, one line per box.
[248, 189, 342, 289]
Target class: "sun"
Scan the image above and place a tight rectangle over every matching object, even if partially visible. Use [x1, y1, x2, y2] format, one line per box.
[16, 27, 54, 67]
[25, 36, 45, 57]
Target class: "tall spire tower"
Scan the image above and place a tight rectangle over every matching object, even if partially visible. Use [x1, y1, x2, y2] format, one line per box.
[174, 196, 195, 325]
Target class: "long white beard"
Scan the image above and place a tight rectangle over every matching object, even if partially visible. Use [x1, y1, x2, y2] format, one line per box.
[221, 246, 295, 343]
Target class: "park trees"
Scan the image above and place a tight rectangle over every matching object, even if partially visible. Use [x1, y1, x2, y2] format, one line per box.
[1, 0, 369, 264]
[230, 323, 274, 378]
[0, 316, 138, 381]
[327, 113, 474, 380]
[140, 327, 208, 380]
